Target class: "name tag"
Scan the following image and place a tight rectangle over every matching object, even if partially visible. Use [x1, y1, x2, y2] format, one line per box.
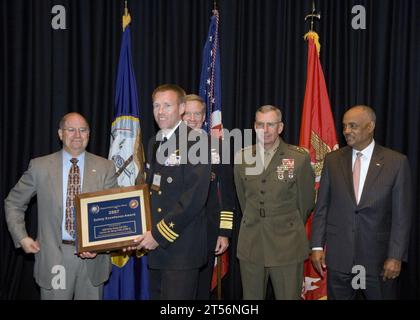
[151, 173, 161, 191]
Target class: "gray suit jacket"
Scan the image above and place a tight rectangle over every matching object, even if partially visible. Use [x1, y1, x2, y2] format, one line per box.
[311, 144, 412, 276]
[5, 150, 118, 289]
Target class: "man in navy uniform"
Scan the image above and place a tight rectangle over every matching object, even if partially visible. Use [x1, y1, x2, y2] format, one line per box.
[132, 84, 212, 299]
[183, 94, 235, 299]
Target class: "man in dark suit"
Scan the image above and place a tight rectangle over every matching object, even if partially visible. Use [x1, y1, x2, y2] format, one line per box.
[131, 84, 212, 299]
[182, 94, 235, 299]
[5, 112, 117, 299]
[311, 105, 412, 299]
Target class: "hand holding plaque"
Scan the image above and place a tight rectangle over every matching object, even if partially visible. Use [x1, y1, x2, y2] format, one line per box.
[75, 185, 151, 253]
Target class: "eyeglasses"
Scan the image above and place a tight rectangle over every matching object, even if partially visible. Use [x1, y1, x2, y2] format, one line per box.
[255, 121, 282, 129]
[62, 127, 90, 134]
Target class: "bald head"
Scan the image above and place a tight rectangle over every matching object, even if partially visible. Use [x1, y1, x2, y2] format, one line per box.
[342, 105, 376, 150]
[347, 105, 376, 122]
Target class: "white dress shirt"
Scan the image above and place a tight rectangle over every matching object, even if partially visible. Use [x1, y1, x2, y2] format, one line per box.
[352, 139, 375, 203]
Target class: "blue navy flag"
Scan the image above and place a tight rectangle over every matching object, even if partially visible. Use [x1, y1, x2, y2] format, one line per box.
[199, 10, 222, 137]
[103, 10, 149, 300]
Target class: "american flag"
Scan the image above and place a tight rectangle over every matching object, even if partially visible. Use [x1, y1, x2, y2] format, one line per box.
[199, 10, 222, 138]
[199, 9, 229, 293]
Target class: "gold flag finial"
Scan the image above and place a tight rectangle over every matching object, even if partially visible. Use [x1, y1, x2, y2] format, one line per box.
[122, 0, 131, 31]
[213, 0, 218, 15]
[304, 1, 321, 55]
[305, 0, 321, 32]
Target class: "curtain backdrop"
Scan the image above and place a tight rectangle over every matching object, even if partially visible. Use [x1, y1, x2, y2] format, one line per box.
[1, 0, 419, 299]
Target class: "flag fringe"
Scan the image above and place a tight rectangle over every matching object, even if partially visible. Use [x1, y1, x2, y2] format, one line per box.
[304, 31, 321, 56]
[123, 12, 131, 31]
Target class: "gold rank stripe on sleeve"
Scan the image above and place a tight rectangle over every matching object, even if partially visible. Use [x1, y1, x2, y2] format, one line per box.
[220, 211, 233, 230]
[156, 219, 179, 242]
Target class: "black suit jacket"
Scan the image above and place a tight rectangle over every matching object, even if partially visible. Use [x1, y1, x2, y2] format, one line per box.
[145, 123, 212, 270]
[205, 137, 235, 249]
[311, 144, 412, 276]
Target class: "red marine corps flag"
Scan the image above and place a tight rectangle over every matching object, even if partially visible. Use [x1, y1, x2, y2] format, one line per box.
[299, 23, 339, 299]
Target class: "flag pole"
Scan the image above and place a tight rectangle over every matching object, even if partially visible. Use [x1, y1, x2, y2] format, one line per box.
[210, 2, 223, 300]
[304, 1, 321, 55]
[216, 255, 222, 300]
[215, 1, 222, 300]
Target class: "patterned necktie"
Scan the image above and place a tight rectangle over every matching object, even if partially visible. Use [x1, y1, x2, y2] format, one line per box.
[353, 152, 362, 203]
[65, 158, 81, 238]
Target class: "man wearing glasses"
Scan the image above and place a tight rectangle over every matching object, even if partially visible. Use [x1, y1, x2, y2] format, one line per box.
[5, 112, 117, 299]
[234, 105, 315, 299]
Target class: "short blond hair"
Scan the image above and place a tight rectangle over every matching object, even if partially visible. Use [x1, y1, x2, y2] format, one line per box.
[185, 94, 205, 111]
[152, 84, 186, 104]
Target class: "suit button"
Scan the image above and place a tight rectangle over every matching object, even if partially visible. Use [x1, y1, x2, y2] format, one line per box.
[260, 201, 264, 205]
[355, 210, 359, 214]
[260, 190, 265, 194]
[158, 191, 162, 195]
[261, 179, 266, 183]
[157, 208, 162, 213]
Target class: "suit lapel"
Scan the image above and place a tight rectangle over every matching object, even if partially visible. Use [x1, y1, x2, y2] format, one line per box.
[339, 147, 356, 203]
[50, 151, 63, 215]
[83, 152, 95, 193]
[359, 145, 384, 205]
[154, 124, 183, 168]
[153, 131, 163, 165]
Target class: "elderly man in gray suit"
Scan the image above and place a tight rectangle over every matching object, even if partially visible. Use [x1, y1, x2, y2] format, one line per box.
[5, 112, 117, 300]
[311, 105, 412, 299]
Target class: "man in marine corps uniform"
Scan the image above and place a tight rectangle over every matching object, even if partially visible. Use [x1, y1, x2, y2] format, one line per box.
[183, 94, 235, 299]
[131, 84, 212, 299]
[234, 105, 315, 299]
